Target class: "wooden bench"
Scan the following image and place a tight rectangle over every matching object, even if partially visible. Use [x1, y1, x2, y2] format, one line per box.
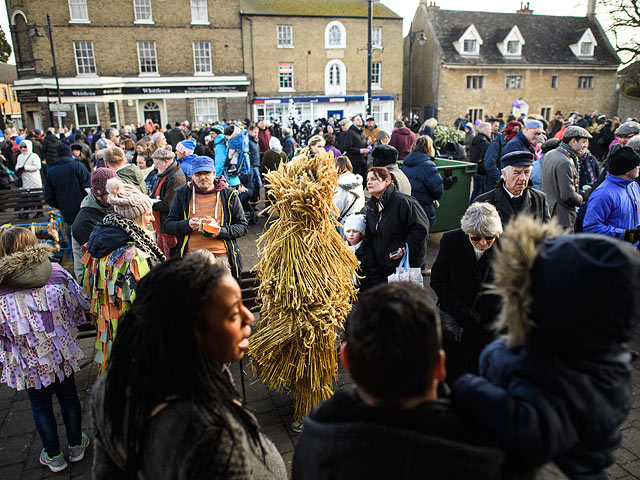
[0, 188, 50, 225]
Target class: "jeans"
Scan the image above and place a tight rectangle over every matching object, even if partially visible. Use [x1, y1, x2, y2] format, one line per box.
[26, 374, 82, 456]
[470, 173, 488, 202]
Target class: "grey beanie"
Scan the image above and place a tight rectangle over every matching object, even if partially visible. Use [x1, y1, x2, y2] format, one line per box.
[151, 145, 175, 161]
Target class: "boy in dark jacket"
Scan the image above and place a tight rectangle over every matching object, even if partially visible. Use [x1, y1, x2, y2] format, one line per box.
[293, 282, 505, 479]
[453, 215, 640, 479]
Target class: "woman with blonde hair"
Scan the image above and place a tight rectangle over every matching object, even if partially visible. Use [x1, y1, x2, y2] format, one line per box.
[0, 227, 90, 473]
[83, 178, 165, 373]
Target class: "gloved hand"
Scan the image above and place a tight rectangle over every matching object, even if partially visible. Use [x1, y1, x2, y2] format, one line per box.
[623, 229, 640, 243]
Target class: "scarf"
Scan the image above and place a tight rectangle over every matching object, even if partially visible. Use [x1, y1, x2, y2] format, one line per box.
[102, 212, 166, 263]
[502, 120, 523, 143]
[189, 176, 227, 195]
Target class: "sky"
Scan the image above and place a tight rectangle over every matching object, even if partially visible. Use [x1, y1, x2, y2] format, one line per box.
[0, 0, 630, 65]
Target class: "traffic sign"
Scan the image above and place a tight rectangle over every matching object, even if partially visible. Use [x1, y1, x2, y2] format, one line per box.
[50, 103, 73, 112]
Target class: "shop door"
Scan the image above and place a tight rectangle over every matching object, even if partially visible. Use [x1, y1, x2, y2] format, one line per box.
[143, 101, 162, 126]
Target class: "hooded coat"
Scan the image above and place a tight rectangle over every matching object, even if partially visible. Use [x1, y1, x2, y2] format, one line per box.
[389, 126, 417, 161]
[15, 140, 42, 189]
[401, 152, 444, 225]
[44, 154, 91, 224]
[333, 172, 365, 220]
[292, 388, 505, 480]
[452, 217, 640, 479]
[71, 190, 113, 246]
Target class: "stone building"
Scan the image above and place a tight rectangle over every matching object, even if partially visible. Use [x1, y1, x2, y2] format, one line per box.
[8, 0, 250, 131]
[240, 0, 403, 132]
[404, 1, 620, 125]
[0, 63, 21, 129]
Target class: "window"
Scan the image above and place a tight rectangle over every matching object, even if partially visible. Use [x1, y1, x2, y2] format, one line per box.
[372, 27, 382, 48]
[468, 108, 483, 123]
[505, 75, 522, 89]
[69, 0, 89, 22]
[134, 0, 153, 23]
[194, 98, 219, 124]
[1, 88, 6, 99]
[325, 21, 346, 49]
[190, 0, 208, 24]
[466, 75, 484, 89]
[108, 102, 118, 127]
[540, 107, 551, 121]
[578, 76, 594, 89]
[277, 25, 293, 48]
[193, 41, 212, 74]
[463, 39, 477, 53]
[74, 41, 96, 75]
[551, 75, 558, 89]
[507, 40, 519, 54]
[371, 62, 381, 88]
[279, 63, 294, 91]
[325, 60, 346, 95]
[137, 41, 158, 74]
[580, 41, 593, 56]
[76, 103, 98, 127]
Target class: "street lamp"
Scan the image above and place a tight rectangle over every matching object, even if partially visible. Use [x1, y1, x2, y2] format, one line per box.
[408, 27, 426, 121]
[32, 13, 63, 127]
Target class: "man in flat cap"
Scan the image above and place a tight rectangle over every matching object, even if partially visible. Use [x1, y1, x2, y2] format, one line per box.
[583, 147, 640, 247]
[474, 150, 550, 227]
[541, 126, 592, 228]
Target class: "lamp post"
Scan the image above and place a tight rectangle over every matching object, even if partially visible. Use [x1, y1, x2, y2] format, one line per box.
[408, 27, 426, 121]
[366, 0, 373, 117]
[32, 13, 62, 128]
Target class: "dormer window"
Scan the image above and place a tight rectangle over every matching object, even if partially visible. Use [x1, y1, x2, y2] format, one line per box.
[570, 28, 597, 58]
[453, 24, 482, 57]
[498, 26, 525, 58]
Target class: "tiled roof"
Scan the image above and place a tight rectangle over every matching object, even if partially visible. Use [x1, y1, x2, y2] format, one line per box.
[426, 9, 619, 66]
[240, 0, 401, 19]
[0, 63, 17, 84]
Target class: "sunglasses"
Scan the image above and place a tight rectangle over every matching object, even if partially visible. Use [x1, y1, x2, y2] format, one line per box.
[470, 235, 495, 242]
[19, 145, 27, 149]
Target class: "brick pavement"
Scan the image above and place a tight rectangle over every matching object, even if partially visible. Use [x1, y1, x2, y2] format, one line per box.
[0, 217, 638, 479]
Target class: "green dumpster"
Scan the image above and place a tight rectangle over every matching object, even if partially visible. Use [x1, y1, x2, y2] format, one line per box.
[431, 158, 477, 233]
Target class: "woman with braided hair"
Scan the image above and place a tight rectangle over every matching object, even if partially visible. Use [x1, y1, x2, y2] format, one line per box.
[91, 256, 286, 479]
[82, 177, 165, 373]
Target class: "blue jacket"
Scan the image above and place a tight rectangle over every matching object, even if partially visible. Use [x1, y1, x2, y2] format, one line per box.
[583, 174, 640, 242]
[86, 223, 131, 258]
[163, 183, 248, 279]
[453, 339, 633, 479]
[483, 136, 508, 188]
[502, 131, 534, 158]
[248, 136, 260, 168]
[44, 156, 90, 224]
[401, 152, 444, 226]
[178, 153, 196, 178]
[213, 134, 227, 176]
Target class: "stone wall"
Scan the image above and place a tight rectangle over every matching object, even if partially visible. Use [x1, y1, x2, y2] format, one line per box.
[617, 92, 640, 120]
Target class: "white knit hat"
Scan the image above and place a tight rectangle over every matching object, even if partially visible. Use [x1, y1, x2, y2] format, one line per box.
[343, 214, 365, 235]
[106, 178, 152, 219]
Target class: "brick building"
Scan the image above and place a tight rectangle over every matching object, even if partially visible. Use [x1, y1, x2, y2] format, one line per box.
[8, 0, 250, 131]
[0, 63, 21, 129]
[240, 0, 403, 132]
[404, 1, 620, 125]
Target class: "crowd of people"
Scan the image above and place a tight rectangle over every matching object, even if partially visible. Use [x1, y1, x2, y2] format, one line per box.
[0, 107, 638, 478]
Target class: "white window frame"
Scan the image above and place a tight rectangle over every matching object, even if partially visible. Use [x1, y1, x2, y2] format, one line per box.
[325, 21, 346, 49]
[571, 28, 597, 58]
[193, 41, 212, 74]
[505, 75, 523, 89]
[372, 27, 382, 49]
[578, 76, 594, 89]
[466, 75, 484, 89]
[325, 59, 346, 95]
[551, 75, 558, 89]
[75, 103, 99, 127]
[454, 24, 482, 57]
[68, 0, 89, 23]
[371, 62, 381, 89]
[194, 98, 219, 124]
[580, 41, 593, 56]
[498, 26, 525, 57]
[137, 41, 158, 75]
[133, 0, 153, 24]
[277, 25, 293, 48]
[278, 63, 294, 92]
[108, 101, 119, 127]
[73, 41, 96, 76]
[468, 108, 484, 123]
[540, 107, 552, 121]
[190, 0, 209, 25]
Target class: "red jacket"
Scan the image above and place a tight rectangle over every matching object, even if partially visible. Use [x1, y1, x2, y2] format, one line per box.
[389, 127, 417, 161]
[258, 128, 272, 153]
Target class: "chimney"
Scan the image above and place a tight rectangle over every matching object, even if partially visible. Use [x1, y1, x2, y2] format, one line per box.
[586, 0, 596, 17]
[516, 2, 533, 14]
[428, 2, 440, 9]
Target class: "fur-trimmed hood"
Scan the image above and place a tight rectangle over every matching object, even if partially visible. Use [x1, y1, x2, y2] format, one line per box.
[0, 243, 53, 287]
[490, 215, 640, 352]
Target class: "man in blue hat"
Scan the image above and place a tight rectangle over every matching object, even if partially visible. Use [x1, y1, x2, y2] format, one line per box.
[164, 155, 248, 278]
[474, 150, 550, 227]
